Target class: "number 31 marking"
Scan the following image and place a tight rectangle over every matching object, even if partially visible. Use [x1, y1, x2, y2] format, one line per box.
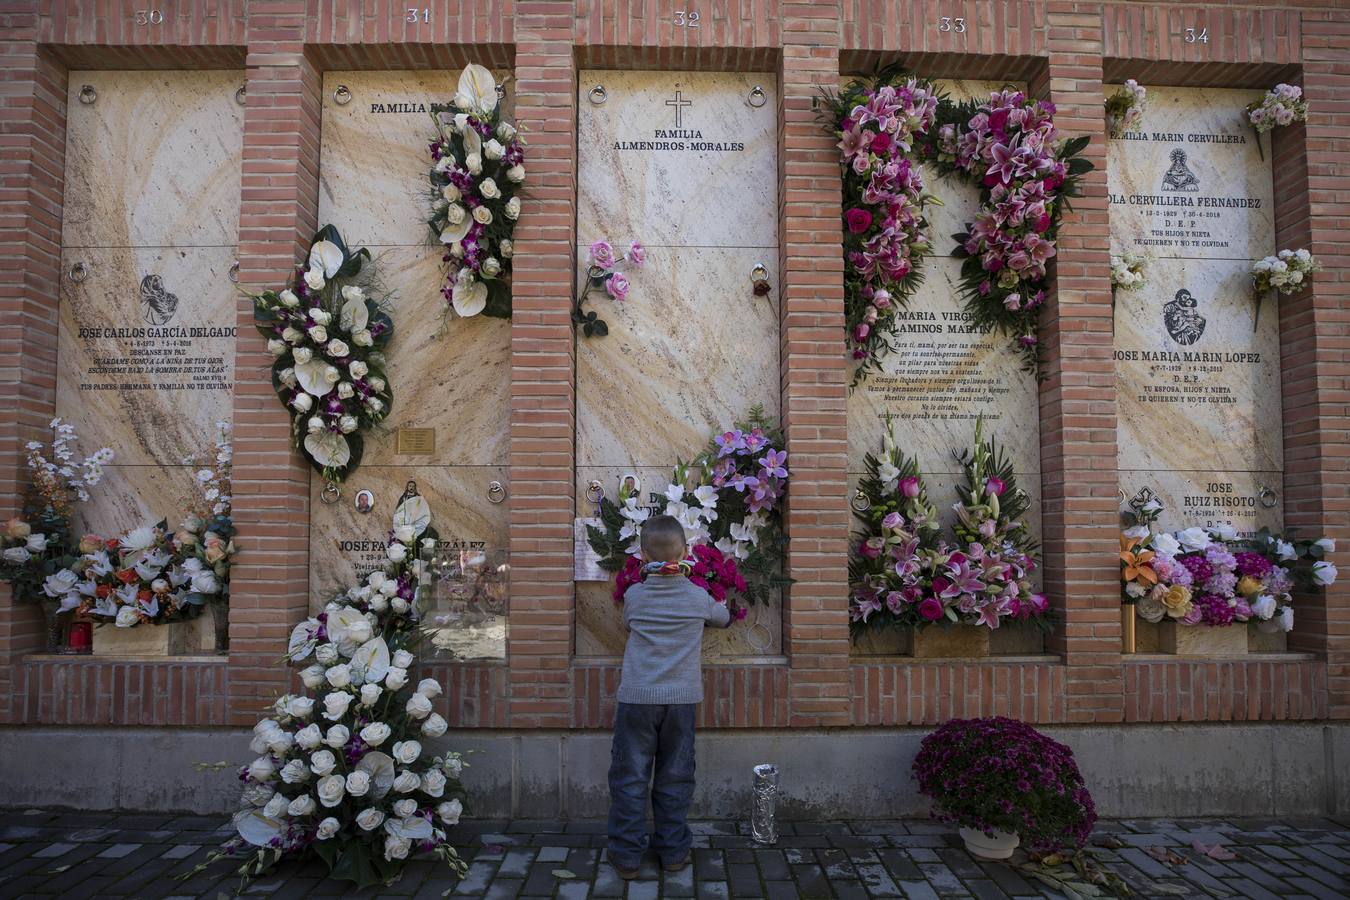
[406, 8, 430, 23]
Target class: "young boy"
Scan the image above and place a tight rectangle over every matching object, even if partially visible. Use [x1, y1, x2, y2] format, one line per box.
[607, 514, 730, 879]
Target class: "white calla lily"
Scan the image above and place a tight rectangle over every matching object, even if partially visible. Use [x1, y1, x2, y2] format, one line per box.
[456, 64, 498, 114]
[393, 495, 433, 537]
[308, 240, 344, 278]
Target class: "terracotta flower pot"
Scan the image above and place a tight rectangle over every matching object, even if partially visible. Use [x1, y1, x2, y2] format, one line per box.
[959, 826, 1020, 860]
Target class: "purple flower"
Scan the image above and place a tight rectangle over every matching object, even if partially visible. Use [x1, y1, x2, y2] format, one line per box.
[900, 476, 921, 498]
[605, 273, 630, 301]
[985, 477, 1006, 497]
[589, 240, 616, 270]
[759, 448, 789, 480]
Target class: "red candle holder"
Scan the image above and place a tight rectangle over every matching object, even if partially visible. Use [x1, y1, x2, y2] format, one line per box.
[66, 620, 93, 654]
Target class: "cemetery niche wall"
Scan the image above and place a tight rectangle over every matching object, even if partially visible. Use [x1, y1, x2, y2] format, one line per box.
[310, 69, 511, 660]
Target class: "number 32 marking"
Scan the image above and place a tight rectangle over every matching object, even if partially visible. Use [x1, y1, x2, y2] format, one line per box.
[674, 10, 700, 27]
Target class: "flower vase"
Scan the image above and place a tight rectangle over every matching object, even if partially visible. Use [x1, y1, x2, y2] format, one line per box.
[1158, 622, 1248, 657]
[211, 602, 230, 654]
[39, 598, 65, 652]
[959, 826, 1020, 860]
[911, 625, 991, 659]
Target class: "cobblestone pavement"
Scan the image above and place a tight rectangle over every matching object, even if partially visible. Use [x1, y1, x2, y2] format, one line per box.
[1, 812, 1347, 899]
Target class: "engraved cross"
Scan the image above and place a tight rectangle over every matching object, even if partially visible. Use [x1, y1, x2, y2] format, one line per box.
[665, 90, 692, 129]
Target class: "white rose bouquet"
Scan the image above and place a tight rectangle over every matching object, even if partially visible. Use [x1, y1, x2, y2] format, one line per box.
[252, 226, 394, 481]
[1109, 251, 1147, 294]
[0, 419, 112, 628]
[1251, 248, 1318, 328]
[1105, 79, 1147, 138]
[428, 64, 526, 323]
[185, 492, 467, 892]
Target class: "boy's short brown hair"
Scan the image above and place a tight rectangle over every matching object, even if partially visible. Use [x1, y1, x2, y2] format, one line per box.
[640, 514, 687, 563]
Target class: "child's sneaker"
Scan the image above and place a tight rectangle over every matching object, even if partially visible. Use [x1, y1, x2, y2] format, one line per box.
[612, 861, 641, 880]
[663, 853, 691, 873]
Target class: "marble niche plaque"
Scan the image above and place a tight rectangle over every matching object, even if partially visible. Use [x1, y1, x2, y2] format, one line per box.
[847, 80, 1042, 544]
[1107, 86, 1272, 262]
[309, 72, 515, 616]
[574, 71, 782, 658]
[57, 70, 244, 539]
[1115, 259, 1283, 535]
[1111, 85, 1281, 535]
[308, 466, 508, 661]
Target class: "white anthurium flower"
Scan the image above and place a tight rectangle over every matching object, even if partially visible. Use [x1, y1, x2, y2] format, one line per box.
[340, 294, 369, 334]
[439, 213, 473, 245]
[233, 808, 283, 847]
[303, 432, 351, 470]
[308, 240, 344, 278]
[462, 121, 483, 159]
[351, 636, 391, 684]
[451, 278, 489, 319]
[386, 815, 433, 840]
[293, 359, 335, 397]
[356, 750, 396, 799]
[457, 64, 498, 114]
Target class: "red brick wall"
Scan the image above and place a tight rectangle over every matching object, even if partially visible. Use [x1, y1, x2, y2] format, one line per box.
[0, 0, 1346, 731]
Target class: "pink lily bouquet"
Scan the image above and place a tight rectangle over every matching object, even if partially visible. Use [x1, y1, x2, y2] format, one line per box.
[849, 417, 1048, 638]
[819, 67, 940, 385]
[587, 405, 791, 617]
[924, 88, 1093, 372]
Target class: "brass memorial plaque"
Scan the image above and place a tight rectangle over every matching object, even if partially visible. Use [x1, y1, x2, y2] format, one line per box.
[396, 427, 436, 456]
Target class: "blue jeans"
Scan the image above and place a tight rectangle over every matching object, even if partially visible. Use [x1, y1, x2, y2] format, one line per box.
[607, 702, 697, 869]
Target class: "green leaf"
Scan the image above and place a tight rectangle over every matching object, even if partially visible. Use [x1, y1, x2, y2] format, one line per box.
[591, 319, 609, 337]
[582, 322, 594, 337]
[329, 841, 380, 888]
[1061, 134, 1091, 157]
[552, 869, 577, 880]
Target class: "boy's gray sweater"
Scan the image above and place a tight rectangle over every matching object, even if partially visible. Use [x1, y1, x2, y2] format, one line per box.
[618, 574, 730, 705]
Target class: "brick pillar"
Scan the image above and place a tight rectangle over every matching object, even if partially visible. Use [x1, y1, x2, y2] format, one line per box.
[0, 32, 65, 722]
[780, 0, 851, 726]
[507, 1, 577, 727]
[226, 21, 322, 725]
[1283, 10, 1350, 715]
[1036, 2, 1122, 723]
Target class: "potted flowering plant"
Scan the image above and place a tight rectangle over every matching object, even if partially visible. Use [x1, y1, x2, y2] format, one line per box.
[913, 717, 1096, 860]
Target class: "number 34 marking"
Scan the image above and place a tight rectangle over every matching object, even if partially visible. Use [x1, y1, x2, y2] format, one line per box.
[938, 16, 967, 33]
[1184, 26, 1209, 43]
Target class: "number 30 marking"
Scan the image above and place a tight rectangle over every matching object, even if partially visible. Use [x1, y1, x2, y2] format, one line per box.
[135, 9, 164, 25]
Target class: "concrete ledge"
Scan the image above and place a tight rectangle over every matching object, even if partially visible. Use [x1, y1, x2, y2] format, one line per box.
[1, 723, 1345, 818]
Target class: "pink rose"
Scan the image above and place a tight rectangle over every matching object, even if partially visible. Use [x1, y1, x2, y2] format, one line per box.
[626, 241, 645, 266]
[918, 597, 944, 621]
[605, 273, 630, 301]
[846, 208, 874, 234]
[985, 477, 1005, 497]
[870, 132, 893, 155]
[881, 512, 903, 530]
[1030, 593, 1049, 614]
[589, 240, 615, 269]
[900, 476, 920, 498]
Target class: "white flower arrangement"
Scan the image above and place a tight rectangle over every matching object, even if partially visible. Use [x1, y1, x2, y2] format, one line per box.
[428, 64, 525, 323]
[1105, 79, 1146, 138]
[184, 492, 468, 892]
[1109, 252, 1147, 293]
[253, 226, 394, 481]
[1247, 83, 1307, 134]
[1251, 248, 1318, 296]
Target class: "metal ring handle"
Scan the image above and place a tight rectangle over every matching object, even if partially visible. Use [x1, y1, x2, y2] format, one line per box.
[228, 261, 239, 283]
[69, 261, 89, 283]
[320, 481, 341, 504]
[588, 85, 607, 105]
[748, 85, 767, 108]
[333, 85, 353, 106]
[585, 480, 604, 504]
[235, 84, 246, 106]
[1258, 486, 1278, 509]
[487, 480, 507, 504]
[1117, 488, 1127, 505]
[750, 263, 769, 283]
[850, 489, 871, 513]
[78, 85, 97, 105]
